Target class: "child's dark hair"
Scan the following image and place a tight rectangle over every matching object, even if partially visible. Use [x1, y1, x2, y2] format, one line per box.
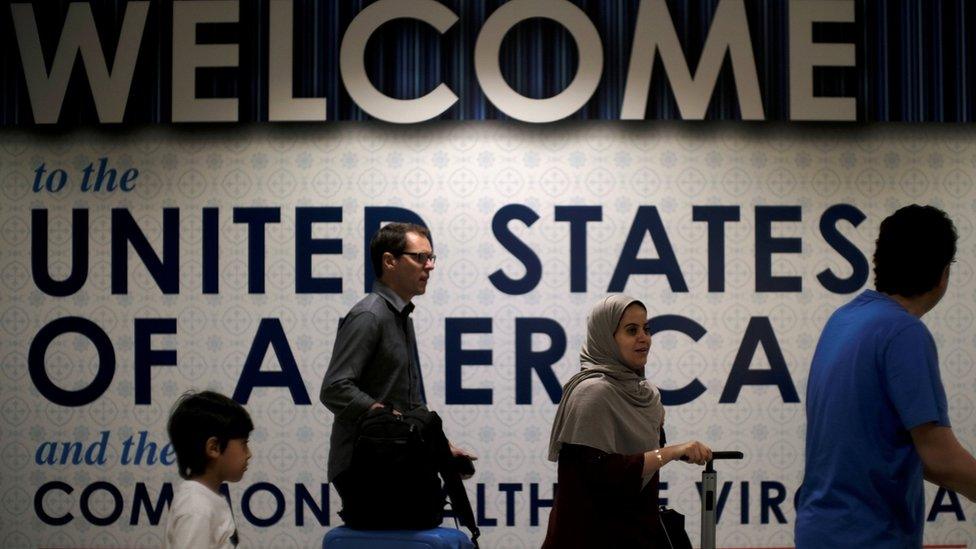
[167, 391, 253, 479]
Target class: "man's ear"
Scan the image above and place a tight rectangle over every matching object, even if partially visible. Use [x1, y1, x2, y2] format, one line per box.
[382, 251, 397, 274]
[205, 436, 221, 458]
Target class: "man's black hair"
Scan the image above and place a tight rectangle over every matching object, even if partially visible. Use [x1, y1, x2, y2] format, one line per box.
[167, 391, 254, 479]
[369, 222, 432, 281]
[874, 204, 957, 297]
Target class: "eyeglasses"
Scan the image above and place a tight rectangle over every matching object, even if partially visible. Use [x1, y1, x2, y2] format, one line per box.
[399, 251, 437, 265]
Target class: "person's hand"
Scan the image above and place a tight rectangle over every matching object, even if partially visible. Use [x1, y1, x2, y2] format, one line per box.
[449, 442, 477, 479]
[675, 441, 712, 465]
[450, 442, 478, 461]
[369, 402, 402, 415]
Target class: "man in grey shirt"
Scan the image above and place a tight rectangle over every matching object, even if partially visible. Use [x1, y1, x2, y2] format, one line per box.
[320, 222, 473, 504]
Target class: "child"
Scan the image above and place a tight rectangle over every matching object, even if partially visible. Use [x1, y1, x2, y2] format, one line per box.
[164, 391, 253, 549]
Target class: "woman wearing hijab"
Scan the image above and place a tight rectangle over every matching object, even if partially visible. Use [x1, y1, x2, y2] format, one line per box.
[543, 295, 712, 548]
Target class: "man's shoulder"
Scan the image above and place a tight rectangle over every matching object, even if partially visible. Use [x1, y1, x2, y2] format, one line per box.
[835, 293, 922, 332]
[347, 293, 393, 318]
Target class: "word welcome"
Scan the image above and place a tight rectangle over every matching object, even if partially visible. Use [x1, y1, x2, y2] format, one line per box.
[8, 0, 855, 124]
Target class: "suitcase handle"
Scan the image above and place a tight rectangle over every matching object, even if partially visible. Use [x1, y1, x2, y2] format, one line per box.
[678, 450, 744, 464]
[705, 450, 743, 472]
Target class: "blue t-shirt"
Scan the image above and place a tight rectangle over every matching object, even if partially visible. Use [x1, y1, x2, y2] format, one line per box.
[795, 290, 950, 549]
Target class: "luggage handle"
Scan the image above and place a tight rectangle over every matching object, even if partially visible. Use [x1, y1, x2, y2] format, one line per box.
[705, 451, 742, 472]
[679, 450, 743, 470]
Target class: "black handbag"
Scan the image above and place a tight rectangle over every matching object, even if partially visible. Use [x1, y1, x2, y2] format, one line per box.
[343, 407, 481, 546]
[657, 428, 693, 549]
[658, 506, 693, 549]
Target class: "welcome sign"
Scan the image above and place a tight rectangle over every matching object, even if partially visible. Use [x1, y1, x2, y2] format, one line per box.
[2, 0, 976, 124]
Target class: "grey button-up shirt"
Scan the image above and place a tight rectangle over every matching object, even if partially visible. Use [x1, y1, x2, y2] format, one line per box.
[320, 280, 427, 481]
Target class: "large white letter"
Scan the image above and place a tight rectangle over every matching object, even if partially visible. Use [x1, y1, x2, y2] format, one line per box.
[621, 0, 763, 120]
[11, 2, 149, 124]
[789, 0, 855, 121]
[474, 0, 602, 123]
[269, 0, 326, 121]
[172, 0, 239, 122]
[340, 0, 457, 124]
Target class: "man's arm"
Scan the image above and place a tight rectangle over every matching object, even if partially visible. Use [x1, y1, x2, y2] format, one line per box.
[911, 422, 976, 502]
[320, 311, 382, 423]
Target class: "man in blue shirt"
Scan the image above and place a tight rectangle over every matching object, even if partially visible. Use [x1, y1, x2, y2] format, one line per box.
[796, 205, 976, 548]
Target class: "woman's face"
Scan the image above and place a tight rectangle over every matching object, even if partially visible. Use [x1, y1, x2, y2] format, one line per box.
[613, 304, 651, 370]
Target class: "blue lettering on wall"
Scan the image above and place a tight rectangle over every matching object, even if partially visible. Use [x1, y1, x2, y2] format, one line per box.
[111, 208, 179, 294]
[608, 206, 687, 292]
[489, 204, 542, 295]
[129, 482, 173, 525]
[927, 488, 966, 522]
[692, 205, 740, 292]
[241, 482, 285, 527]
[554, 206, 602, 292]
[530, 483, 556, 527]
[34, 481, 73, 525]
[32, 208, 88, 297]
[720, 317, 799, 403]
[817, 204, 869, 294]
[202, 207, 219, 294]
[755, 206, 801, 292]
[296, 207, 343, 294]
[445, 318, 493, 405]
[647, 315, 708, 405]
[498, 483, 523, 527]
[134, 318, 177, 405]
[232, 207, 281, 294]
[515, 318, 565, 405]
[233, 318, 311, 404]
[29, 317, 115, 406]
[476, 484, 497, 527]
[760, 481, 787, 524]
[295, 483, 330, 526]
[80, 482, 124, 526]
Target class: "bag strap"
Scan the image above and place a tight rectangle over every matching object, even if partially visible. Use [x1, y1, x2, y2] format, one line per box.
[426, 412, 481, 547]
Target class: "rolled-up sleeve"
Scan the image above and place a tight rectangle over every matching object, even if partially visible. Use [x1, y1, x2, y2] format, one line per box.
[320, 311, 381, 424]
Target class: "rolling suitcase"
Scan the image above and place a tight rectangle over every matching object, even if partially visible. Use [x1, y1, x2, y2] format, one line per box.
[323, 526, 475, 549]
[699, 451, 744, 549]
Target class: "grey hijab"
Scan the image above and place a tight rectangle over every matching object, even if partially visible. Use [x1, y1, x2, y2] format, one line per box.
[547, 295, 663, 461]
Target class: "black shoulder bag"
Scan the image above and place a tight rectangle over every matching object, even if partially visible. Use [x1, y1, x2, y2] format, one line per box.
[657, 428, 693, 549]
[342, 407, 481, 546]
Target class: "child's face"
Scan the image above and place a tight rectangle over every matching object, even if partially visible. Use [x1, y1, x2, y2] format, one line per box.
[215, 438, 251, 483]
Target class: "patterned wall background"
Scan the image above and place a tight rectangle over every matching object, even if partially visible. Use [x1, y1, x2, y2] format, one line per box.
[1, 124, 975, 548]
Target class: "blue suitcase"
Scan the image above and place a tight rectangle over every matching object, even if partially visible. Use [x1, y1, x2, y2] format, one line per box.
[323, 526, 475, 549]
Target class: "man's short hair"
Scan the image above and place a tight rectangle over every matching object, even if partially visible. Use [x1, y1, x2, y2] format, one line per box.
[167, 391, 253, 479]
[370, 223, 432, 280]
[874, 205, 957, 297]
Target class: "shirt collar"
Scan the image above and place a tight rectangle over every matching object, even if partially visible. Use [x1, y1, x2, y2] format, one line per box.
[373, 280, 412, 315]
[862, 288, 909, 313]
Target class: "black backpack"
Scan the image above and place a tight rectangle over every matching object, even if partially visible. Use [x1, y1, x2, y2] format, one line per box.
[340, 406, 481, 546]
